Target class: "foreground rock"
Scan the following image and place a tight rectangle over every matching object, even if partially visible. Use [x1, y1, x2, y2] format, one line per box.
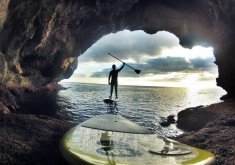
[0, 114, 75, 165]
[0, 85, 18, 114]
[176, 100, 235, 165]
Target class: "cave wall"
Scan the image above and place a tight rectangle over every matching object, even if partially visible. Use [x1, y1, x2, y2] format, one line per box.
[0, 0, 10, 30]
[0, 0, 235, 96]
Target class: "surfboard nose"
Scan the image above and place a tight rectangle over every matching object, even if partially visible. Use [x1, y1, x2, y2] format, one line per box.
[81, 114, 155, 134]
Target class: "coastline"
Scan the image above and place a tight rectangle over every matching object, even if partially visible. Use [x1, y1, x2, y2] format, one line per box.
[0, 86, 234, 164]
[176, 100, 235, 165]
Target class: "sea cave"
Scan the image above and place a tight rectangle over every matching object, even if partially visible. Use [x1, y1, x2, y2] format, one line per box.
[0, 0, 234, 164]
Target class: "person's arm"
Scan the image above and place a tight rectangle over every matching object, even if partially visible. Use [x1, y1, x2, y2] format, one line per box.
[117, 62, 125, 72]
[108, 72, 111, 84]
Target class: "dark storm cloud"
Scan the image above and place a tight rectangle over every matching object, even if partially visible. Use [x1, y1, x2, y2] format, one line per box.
[190, 57, 215, 69]
[141, 57, 192, 73]
[90, 56, 216, 78]
[90, 66, 137, 78]
[138, 56, 216, 74]
[91, 68, 111, 77]
[79, 30, 179, 63]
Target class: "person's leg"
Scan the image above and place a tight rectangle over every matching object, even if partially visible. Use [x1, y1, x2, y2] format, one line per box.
[110, 84, 114, 99]
[115, 82, 118, 99]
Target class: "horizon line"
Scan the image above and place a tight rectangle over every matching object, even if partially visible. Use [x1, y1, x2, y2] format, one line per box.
[59, 81, 220, 89]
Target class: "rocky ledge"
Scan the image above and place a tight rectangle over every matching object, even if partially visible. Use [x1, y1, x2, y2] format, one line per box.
[176, 100, 235, 165]
[0, 85, 18, 114]
[0, 113, 74, 165]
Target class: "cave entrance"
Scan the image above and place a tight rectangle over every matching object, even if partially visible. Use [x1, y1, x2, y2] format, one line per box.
[63, 30, 222, 89]
[57, 30, 226, 135]
[60, 29, 226, 105]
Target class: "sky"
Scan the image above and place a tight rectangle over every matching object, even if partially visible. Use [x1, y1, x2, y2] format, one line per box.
[62, 30, 218, 88]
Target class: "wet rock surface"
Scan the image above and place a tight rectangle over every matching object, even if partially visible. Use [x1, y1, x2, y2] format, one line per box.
[0, 85, 18, 113]
[0, 0, 10, 30]
[177, 106, 217, 131]
[0, 113, 75, 165]
[176, 100, 235, 165]
[0, 86, 75, 164]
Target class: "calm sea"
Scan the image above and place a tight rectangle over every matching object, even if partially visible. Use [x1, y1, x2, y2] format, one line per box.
[17, 82, 226, 137]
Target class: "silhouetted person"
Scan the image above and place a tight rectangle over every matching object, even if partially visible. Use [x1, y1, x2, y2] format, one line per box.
[108, 63, 125, 99]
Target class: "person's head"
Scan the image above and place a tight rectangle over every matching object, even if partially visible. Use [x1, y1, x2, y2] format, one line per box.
[112, 64, 116, 70]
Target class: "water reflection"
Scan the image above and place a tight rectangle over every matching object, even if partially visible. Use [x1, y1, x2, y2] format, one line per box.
[16, 83, 226, 137]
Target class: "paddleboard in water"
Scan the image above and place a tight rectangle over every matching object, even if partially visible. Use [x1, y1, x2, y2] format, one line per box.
[103, 98, 116, 104]
[60, 125, 215, 165]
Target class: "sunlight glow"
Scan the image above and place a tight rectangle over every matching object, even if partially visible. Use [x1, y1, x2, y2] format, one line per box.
[62, 74, 217, 89]
[189, 46, 214, 59]
[160, 46, 214, 61]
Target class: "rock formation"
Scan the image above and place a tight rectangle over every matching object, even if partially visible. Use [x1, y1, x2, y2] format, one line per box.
[0, 113, 75, 164]
[0, 85, 18, 114]
[0, 0, 10, 30]
[176, 100, 235, 165]
[0, 0, 235, 97]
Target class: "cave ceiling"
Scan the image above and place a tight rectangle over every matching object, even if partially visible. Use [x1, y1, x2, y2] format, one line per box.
[0, 0, 235, 96]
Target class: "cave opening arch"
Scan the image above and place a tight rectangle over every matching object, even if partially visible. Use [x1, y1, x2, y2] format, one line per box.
[57, 30, 226, 135]
[63, 30, 222, 91]
[1, 0, 234, 97]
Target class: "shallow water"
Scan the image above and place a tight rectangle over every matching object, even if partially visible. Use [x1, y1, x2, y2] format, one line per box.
[56, 83, 227, 136]
[17, 82, 226, 137]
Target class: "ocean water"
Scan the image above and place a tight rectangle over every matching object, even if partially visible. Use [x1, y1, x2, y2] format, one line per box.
[17, 82, 226, 137]
[57, 82, 226, 137]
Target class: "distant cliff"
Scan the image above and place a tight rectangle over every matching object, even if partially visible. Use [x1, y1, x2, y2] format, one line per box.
[0, 0, 235, 97]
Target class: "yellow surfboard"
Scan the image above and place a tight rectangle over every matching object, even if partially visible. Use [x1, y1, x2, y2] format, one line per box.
[60, 125, 215, 165]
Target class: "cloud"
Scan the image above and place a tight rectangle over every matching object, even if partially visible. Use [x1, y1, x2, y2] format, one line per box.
[73, 30, 218, 86]
[142, 57, 191, 73]
[90, 68, 111, 77]
[190, 57, 215, 69]
[79, 30, 179, 63]
[90, 55, 217, 78]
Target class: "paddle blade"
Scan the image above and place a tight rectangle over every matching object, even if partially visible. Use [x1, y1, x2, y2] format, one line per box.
[135, 69, 141, 74]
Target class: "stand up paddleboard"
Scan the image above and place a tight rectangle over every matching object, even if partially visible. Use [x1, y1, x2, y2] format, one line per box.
[60, 114, 215, 165]
[103, 98, 116, 104]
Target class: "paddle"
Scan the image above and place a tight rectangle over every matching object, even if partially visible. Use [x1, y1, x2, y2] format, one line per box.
[107, 52, 141, 74]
